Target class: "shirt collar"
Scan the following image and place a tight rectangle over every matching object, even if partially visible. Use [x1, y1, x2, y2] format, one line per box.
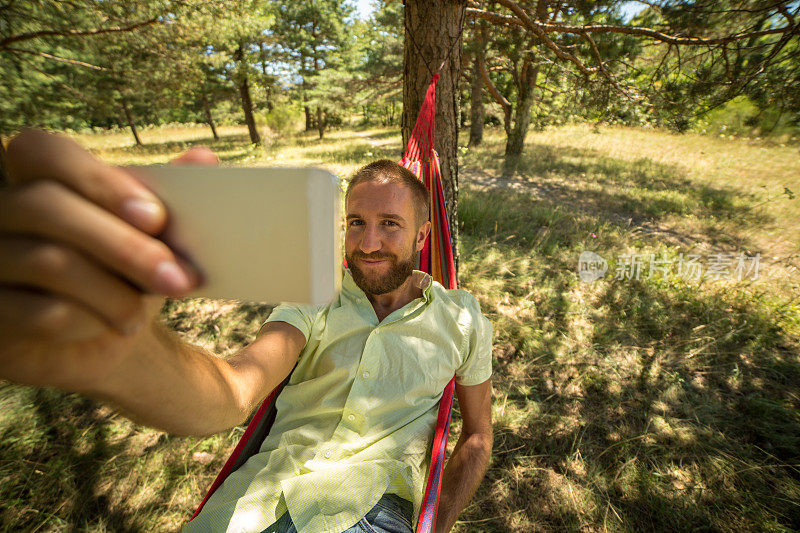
[342, 268, 433, 305]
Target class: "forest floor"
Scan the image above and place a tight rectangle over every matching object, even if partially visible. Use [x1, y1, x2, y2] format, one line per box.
[1, 123, 799, 532]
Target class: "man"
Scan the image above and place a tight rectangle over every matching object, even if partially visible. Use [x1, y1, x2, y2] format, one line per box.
[0, 130, 493, 533]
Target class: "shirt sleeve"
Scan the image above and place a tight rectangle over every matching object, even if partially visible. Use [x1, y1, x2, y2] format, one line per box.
[258, 302, 320, 343]
[455, 295, 493, 386]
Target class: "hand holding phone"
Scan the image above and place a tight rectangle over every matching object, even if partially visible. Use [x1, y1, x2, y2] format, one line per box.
[0, 130, 212, 391]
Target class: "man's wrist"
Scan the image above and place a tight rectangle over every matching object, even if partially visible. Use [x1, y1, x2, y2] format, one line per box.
[78, 314, 167, 396]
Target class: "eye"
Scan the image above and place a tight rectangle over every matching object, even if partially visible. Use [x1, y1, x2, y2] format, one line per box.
[383, 220, 399, 227]
[348, 220, 364, 226]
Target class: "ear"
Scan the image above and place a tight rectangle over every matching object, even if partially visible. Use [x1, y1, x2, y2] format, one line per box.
[415, 220, 431, 252]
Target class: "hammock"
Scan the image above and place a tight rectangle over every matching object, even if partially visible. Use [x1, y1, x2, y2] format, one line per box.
[190, 74, 458, 533]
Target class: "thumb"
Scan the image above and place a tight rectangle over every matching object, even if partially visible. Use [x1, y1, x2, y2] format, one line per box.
[170, 146, 220, 166]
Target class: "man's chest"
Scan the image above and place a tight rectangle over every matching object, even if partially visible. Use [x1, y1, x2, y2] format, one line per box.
[286, 303, 464, 416]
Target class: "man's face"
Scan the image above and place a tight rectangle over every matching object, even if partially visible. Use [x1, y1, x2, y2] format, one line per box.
[345, 181, 429, 296]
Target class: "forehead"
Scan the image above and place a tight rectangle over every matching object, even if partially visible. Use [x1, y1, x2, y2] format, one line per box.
[346, 180, 414, 216]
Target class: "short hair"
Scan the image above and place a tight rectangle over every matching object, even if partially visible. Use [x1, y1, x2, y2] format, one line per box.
[345, 160, 430, 229]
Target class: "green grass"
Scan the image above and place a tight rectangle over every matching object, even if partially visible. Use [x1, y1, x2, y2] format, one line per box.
[1, 122, 799, 531]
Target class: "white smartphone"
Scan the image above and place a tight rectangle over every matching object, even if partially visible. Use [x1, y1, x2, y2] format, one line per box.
[128, 165, 342, 305]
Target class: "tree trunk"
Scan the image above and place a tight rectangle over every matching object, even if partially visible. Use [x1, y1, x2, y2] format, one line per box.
[302, 54, 313, 132]
[121, 101, 143, 146]
[468, 57, 485, 146]
[460, 88, 468, 128]
[0, 132, 8, 187]
[238, 76, 260, 144]
[259, 42, 274, 112]
[235, 44, 261, 145]
[316, 106, 324, 139]
[503, 60, 538, 176]
[468, 20, 488, 147]
[202, 92, 219, 141]
[402, 0, 464, 278]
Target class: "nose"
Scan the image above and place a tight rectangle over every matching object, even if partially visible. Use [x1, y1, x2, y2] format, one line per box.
[359, 223, 382, 254]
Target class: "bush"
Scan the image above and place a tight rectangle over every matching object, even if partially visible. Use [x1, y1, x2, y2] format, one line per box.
[484, 114, 502, 127]
[325, 113, 344, 128]
[693, 95, 800, 138]
[261, 106, 303, 134]
[696, 95, 760, 137]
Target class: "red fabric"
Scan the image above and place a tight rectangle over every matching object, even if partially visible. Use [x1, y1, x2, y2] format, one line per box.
[399, 75, 458, 533]
[416, 378, 456, 532]
[403, 75, 439, 162]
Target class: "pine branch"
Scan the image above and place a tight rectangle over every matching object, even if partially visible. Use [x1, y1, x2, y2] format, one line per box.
[465, 2, 795, 47]
[479, 56, 512, 133]
[0, 17, 160, 50]
[5, 47, 108, 70]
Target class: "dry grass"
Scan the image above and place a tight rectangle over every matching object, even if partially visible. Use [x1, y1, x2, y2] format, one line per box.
[1, 122, 799, 532]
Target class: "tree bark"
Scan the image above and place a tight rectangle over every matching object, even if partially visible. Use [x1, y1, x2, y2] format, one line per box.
[503, 58, 538, 176]
[235, 44, 261, 145]
[121, 101, 143, 146]
[468, 19, 488, 146]
[316, 106, 325, 139]
[468, 59, 485, 145]
[0, 132, 7, 186]
[302, 54, 313, 131]
[402, 0, 464, 278]
[259, 41, 274, 111]
[202, 92, 219, 141]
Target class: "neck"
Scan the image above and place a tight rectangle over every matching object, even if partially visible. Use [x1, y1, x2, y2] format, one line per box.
[365, 272, 425, 321]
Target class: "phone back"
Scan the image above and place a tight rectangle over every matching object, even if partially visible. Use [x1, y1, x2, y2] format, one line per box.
[132, 166, 342, 305]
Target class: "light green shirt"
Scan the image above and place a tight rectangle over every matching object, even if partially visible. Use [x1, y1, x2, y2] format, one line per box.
[184, 268, 493, 533]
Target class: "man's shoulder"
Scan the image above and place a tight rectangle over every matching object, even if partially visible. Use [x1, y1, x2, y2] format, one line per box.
[429, 282, 485, 319]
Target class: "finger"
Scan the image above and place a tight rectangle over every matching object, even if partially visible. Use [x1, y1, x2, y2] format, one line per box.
[0, 286, 108, 342]
[0, 181, 200, 297]
[0, 237, 146, 335]
[5, 128, 167, 235]
[170, 146, 220, 166]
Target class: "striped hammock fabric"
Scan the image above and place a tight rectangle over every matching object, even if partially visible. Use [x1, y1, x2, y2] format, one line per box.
[398, 73, 458, 533]
[191, 75, 458, 533]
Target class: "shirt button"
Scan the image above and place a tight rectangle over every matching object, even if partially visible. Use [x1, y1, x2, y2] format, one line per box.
[324, 450, 332, 459]
[362, 371, 370, 379]
[348, 414, 355, 421]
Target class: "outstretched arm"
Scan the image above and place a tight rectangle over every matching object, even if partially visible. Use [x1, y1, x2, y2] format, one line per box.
[88, 319, 305, 436]
[434, 378, 493, 533]
[0, 129, 304, 436]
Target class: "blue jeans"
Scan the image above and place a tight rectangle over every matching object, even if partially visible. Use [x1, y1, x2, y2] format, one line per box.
[261, 493, 414, 533]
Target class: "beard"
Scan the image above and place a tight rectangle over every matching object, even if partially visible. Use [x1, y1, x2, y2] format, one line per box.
[347, 248, 415, 296]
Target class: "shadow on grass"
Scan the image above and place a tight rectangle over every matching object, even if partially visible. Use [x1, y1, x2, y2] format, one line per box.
[100, 133, 252, 157]
[463, 142, 775, 254]
[455, 182, 800, 531]
[99, 130, 404, 167]
[0, 387, 184, 531]
[301, 141, 401, 165]
[349, 126, 402, 140]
